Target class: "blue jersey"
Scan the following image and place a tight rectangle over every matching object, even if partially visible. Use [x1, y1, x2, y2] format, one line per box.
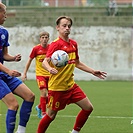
[0, 26, 22, 99]
[0, 26, 10, 64]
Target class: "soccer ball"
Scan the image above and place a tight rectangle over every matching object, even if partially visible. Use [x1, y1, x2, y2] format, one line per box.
[51, 50, 69, 67]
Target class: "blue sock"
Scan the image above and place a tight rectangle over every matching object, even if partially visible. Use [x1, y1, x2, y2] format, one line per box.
[19, 101, 34, 127]
[6, 109, 17, 133]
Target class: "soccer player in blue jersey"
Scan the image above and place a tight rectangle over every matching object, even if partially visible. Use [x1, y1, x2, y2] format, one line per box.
[0, 3, 35, 133]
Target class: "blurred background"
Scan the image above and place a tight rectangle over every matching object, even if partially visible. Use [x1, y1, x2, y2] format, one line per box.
[1, 0, 108, 7]
[0, 0, 132, 81]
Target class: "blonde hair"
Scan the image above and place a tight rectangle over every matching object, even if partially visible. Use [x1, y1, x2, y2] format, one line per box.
[0, 3, 6, 11]
[39, 31, 49, 38]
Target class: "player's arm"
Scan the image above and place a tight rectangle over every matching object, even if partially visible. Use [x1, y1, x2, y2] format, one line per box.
[0, 62, 21, 77]
[75, 59, 107, 79]
[22, 58, 33, 81]
[42, 57, 58, 74]
[3, 47, 21, 62]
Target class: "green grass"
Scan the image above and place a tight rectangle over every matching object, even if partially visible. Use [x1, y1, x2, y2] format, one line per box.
[0, 80, 132, 133]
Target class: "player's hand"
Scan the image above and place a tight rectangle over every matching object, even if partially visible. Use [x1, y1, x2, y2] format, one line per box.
[93, 71, 107, 79]
[21, 74, 27, 82]
[14, 54, 21, 62]
[49, 67, 58, 74]
[8, 70, 21, 77]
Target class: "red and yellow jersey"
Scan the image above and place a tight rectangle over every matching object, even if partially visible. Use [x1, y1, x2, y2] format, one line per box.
[30, 44, 50, 76]
[46, 37, 79, 91]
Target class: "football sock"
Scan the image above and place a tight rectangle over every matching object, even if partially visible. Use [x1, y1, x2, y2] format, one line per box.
[37, 114, 53, 133]
[19, 101, 34, 127]
[73, 109, 92, 131]
[72, 129, 79, 133]
[16, 125, 26, 133]
[38, 103, 41, 109]
[6, 109, 17, 133]
[40, 96, 47, 115]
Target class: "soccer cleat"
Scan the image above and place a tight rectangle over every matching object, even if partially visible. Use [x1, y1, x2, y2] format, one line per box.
[35, 105, 42, 118]
[131, 120, 133, 124]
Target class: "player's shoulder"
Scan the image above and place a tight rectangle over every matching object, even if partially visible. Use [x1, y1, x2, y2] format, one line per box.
[33, 44, 40, 49]
[53, 37, 60, 43]
[70, 39, 76, 43]
[0, 26, 8, 34]
[50, 38, 60, 47]
[69, 39, 77, 46]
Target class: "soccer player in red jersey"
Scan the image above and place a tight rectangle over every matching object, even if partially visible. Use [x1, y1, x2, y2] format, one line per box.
[22, 31, 50, 118]
[37, 16, 107, 133]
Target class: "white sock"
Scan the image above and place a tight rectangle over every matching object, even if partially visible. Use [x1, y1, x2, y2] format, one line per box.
[72, 129, 79, 133]
[16, 125, 26, 133]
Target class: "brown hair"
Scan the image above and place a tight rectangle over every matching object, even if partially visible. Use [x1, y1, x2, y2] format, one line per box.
[56, 16, 73, 26]
[39, 31, 49, 38]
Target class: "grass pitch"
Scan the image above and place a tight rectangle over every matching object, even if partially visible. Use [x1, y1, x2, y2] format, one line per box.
[0, 80, 132, 133]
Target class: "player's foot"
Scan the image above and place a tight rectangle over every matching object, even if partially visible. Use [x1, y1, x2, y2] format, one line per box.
[131, 120, 133, 124]
[35, 105, 42, 118]
[69, 131, 72, 133]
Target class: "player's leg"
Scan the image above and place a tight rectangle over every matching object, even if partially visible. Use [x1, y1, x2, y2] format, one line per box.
[2, 93, 19, 133]
[37, 90, 67, 133]
[0, 78, 19, 133]
[70, 84, 93, 133]
[36, 76, 49, 118]
[36, 88, 47, 118]
[37, 108, 57, 133]
[72, 97, 93, 133]
[40, 88, 48, 115]
[13, 83, 35, 133]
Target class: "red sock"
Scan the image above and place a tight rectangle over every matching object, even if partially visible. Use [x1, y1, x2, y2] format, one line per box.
[38, 105, 41, 109]
[38, 97, 41, 109]
[40, 97, 47, 115]
[74, 110, 92, 131]
[37, 114, 53, 133]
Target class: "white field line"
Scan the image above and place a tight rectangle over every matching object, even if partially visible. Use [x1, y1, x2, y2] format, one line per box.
[57, 115, 133, 119]
[0, 113, 132, 119]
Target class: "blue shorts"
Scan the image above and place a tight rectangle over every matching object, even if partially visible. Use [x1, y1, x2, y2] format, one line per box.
[0, 72, 22, 99]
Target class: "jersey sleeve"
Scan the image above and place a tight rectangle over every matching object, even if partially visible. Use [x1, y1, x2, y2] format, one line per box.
[46, 42, 59, 58]
[75, 43, 79, 60]
[0, 28, 10, 47]
[29, 47, 36, 59]
[71, 39, 79, 60]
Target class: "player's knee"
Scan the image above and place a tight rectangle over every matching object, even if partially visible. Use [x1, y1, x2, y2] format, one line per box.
[90, 104, 94, 112]
[25, 92, 35, 102]
[84, 102, 94, 112]
[29, 92, 35, 102]
[9, 102, 19, 111]
[47, 111, 57, 120]
[85, 105, 93, 114]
